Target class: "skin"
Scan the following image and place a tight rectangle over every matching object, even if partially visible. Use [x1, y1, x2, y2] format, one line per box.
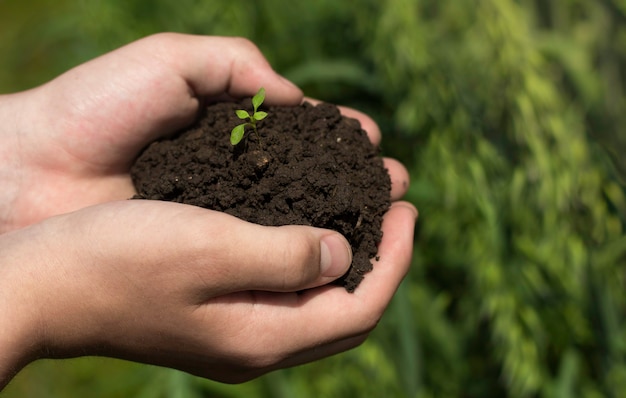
[0, 33, 417, 390]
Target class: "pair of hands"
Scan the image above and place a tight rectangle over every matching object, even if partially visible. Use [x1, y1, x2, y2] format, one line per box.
[0, 34, 417, 388]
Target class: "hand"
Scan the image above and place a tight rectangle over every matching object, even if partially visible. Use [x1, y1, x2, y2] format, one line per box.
[0, 33, 416, 388]
[0, 33, 409, 232]
[0, 199, 416, 388]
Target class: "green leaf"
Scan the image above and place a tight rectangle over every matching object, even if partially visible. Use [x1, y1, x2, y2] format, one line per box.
[251, 87, 265, 112]
[253, 111, 268, 121]
[230, 124, 246, 145]
[235, 109, 250, 120]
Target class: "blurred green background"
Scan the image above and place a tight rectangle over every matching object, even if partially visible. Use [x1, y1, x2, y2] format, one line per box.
[2, 0, 626, 397]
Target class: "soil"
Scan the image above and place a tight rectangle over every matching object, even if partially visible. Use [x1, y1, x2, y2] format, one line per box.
[130, 100, 391, 292]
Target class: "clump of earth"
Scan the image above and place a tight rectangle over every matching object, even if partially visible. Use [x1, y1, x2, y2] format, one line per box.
[131, 100, 391, 292]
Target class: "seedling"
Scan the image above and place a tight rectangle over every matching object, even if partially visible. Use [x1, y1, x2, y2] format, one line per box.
[230, 87, 268, 146]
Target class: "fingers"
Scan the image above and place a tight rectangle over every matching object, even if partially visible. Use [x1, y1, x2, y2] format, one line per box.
[200, 201, 417, 368]
[353, 201, 417, 303]
[298, 201, 417, 326]
[263, 202, 417, 376]
[152, 34, 303, 105]
[385, 158, 411, 200]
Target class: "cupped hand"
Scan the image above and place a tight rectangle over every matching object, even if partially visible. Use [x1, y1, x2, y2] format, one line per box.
[0, 33, 417, 389]
[0, 33, 409, 232]
[0, 199, 416, 386]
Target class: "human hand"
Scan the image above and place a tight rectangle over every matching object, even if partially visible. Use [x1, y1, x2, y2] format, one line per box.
[0, 33, 416, 389]
[0, 198, 416, 388]
[0, 33, 409, 232]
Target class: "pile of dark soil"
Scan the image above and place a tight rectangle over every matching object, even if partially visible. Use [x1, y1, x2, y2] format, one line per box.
[130, 100, 390, 292]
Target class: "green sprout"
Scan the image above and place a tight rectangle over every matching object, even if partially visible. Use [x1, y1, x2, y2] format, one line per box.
[230, 87, 268, 146]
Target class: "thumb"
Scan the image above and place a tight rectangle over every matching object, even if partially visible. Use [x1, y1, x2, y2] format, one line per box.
[35, 33, 303, 172]
[65, 200, 353, 295]
[153, 33, 304, 105]
[220, 223, 354, 292]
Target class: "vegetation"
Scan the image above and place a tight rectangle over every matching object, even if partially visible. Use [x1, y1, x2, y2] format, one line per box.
[231, 87, 267, 146]
[1, 0, 625, 397]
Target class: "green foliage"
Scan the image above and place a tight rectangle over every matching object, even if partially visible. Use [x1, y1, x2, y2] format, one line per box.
[230, 87, 268, 146]
[2, 0, 626, 397]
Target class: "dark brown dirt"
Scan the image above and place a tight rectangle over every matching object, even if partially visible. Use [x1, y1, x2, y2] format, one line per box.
[130, 100, 391, 292]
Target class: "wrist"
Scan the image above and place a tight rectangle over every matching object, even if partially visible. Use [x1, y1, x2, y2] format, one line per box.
[0, 230, 45, 390]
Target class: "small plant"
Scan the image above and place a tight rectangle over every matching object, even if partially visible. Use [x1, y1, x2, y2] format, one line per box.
[230, 87, 268, 146]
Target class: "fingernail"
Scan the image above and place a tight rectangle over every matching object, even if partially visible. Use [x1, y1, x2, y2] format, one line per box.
[320, 234, 353, 278]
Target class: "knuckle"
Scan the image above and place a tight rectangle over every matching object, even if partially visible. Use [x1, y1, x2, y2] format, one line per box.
[141, 32, 181, 47]
[227, 36, 261, 53]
